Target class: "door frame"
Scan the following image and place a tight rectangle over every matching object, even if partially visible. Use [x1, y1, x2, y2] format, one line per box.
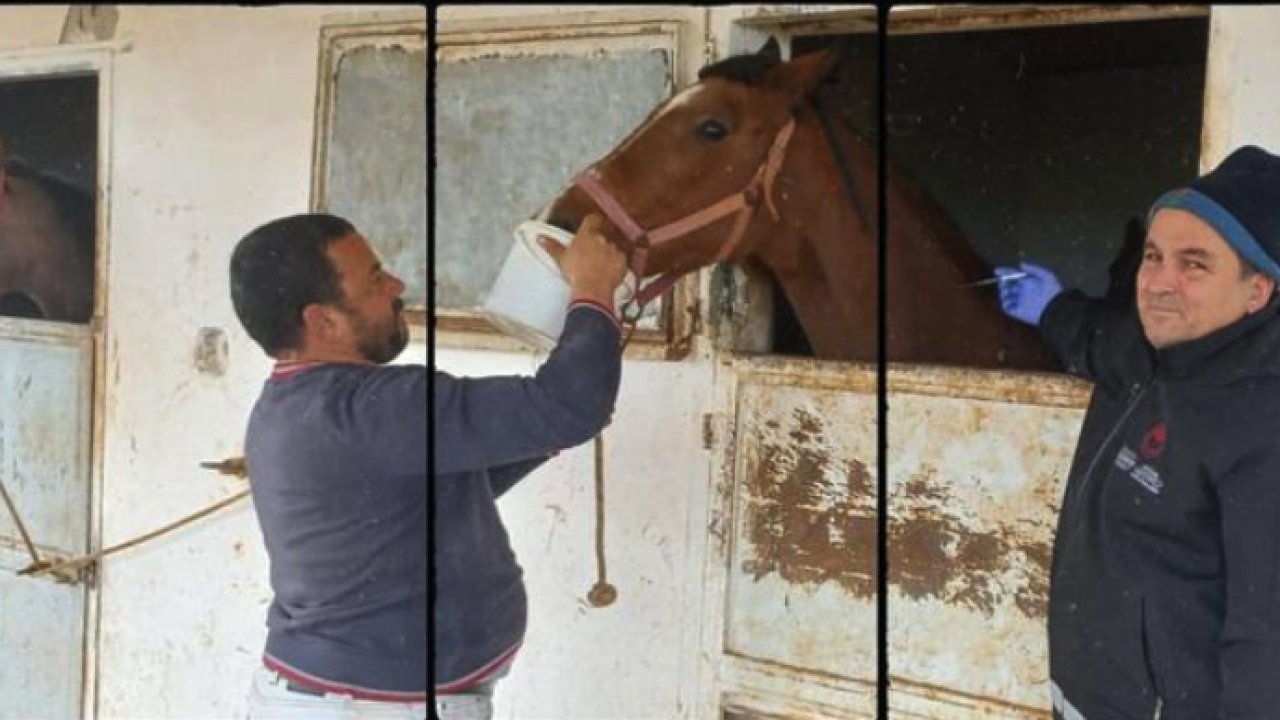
[0, 38, 117, 719]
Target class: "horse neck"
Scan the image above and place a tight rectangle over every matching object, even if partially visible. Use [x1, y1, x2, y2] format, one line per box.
[749, 109, 880, 359]
[756, 103, 1015, 362]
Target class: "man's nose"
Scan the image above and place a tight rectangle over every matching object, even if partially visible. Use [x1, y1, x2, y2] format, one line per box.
[1141, 264, 1175, 295]
[388, 273, 406, 296]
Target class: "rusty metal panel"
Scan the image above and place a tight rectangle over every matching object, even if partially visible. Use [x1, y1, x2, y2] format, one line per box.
[0, 321, 92, 718]
[718, 357, 1088, 718]
[886, 391, 1082, 717]
[724, 380, 878, 716]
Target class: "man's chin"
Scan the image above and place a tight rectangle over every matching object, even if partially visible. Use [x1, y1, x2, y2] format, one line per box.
[1141, 323, 1188, 350]
[1139, 315, 1177, 349]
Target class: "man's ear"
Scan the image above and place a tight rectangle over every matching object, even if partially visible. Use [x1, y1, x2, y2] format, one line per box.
[301, 303, 333, 335]
[1248, 274, 1276, 314]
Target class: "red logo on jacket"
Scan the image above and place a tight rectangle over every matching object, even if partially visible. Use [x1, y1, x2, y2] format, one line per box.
[1139, 421, 1167, 461]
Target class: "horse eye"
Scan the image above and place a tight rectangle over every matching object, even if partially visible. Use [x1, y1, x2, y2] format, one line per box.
[696, 119, 728, 141]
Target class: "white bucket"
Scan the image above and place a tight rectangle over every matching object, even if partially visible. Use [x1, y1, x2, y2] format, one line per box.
[482, 220, 635, 349]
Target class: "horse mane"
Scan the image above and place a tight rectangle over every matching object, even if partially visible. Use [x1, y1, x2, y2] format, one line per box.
[3, 157, 95, 263]
[809, 84, 992, 283]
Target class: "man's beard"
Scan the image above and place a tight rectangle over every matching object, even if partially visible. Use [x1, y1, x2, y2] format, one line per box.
[349, 298, 409, 364]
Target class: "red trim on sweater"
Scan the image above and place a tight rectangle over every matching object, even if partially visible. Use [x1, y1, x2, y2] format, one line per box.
[435, 640, 522, 694]
[270, 361, 327, 381]
[568, 298, 622, 333]
[262, 655, 427, 703]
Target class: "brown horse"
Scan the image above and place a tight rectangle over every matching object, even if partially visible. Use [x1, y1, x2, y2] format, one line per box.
[539, 38, 1056, 371]
[0, 137, 95, 323]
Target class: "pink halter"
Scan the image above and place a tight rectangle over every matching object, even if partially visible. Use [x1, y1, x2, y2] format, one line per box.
[572, 118, 797, 313]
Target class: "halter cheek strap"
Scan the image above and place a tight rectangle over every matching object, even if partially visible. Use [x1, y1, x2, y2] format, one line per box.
[572, 117, 797, 311]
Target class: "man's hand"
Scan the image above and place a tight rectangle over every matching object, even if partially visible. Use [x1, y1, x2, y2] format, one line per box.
[996, 261, 1064, 326]
[540, 214, 628, 309]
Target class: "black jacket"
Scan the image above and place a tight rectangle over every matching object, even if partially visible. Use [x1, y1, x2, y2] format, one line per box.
[1041, 290, 1280, 720]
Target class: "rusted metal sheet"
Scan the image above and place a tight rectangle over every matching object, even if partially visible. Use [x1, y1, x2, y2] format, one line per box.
[721, 359, 1085, 718]
[725, 382, 878, 717]
[886, 392, 1081, 716]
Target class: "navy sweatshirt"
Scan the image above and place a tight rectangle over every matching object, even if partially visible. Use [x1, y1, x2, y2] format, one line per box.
[433, 302, 622, 692]
[246, 359, 427, 699]
[1042, 291, 1280, 719]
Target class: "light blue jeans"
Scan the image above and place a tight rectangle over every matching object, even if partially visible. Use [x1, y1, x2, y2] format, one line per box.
[244, 666, 427, 720]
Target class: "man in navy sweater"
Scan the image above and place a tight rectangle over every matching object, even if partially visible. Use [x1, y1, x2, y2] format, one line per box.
[230, 212, 427, 717]
[433, 213, 627, 719]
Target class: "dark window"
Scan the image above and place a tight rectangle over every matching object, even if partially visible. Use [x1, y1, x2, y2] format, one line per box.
[0, 74, 98, 324]
[773, 16, 1209, 357]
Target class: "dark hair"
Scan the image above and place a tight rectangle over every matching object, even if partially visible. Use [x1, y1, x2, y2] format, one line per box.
[229, 213, 355, 356]
[1239, 253, 1262, 280]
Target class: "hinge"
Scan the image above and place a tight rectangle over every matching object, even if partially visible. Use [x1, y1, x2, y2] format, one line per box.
[702, 412, 717, 450]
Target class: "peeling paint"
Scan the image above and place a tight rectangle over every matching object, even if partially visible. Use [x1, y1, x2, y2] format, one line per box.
[743, 410, 877, 597]
[724, 369, 1081, 708]
[740, 406, 1053, 620]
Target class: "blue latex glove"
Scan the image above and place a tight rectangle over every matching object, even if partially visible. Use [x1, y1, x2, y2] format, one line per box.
[996, 262, 1063, 326]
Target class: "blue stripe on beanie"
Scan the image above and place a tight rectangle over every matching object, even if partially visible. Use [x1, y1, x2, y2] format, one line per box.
[1150, 187, 1280, 281]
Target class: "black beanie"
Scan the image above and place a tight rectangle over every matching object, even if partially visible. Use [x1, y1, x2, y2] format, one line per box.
[1150, 145, 1280, 280]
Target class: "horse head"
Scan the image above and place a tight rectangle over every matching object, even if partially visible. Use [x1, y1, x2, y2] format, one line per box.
[538, 38, 1056, 369]
[540, 38, 838, 308]
[0, 152, 95, 323]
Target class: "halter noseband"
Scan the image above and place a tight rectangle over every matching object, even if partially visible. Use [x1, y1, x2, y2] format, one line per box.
[572, 117, 797, 316]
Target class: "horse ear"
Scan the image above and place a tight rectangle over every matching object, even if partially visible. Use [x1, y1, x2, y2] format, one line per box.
[757, 36, 782, 64]
[765, 46, 839, 105]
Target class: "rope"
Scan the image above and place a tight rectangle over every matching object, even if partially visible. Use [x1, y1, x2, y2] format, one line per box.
[585, 433, 616, 608]
[20, 488, 251, 580]
[584, 314, 641, 608]
[0, 470, 42, 566]
[14, 458, 250, 582]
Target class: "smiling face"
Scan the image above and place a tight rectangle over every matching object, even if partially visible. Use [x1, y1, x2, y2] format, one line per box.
[1136, 208, 1275, 349]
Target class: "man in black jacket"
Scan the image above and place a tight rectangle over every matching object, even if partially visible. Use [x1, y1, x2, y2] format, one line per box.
[433, 214, 627, 720]
[997, 145, 1280, 719]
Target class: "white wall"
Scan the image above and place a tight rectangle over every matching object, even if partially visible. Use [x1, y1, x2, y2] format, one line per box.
[435, 349, 715, 719]
[1202, 6, 1280, 166]
[3, 5, 423, 718]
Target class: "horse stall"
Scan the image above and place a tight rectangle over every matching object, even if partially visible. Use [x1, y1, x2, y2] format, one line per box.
[0, 6, 425, 718]
[436, 5, 1280, 720]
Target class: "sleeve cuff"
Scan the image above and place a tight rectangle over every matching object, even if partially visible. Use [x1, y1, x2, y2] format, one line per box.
[568, 298, 623, 334]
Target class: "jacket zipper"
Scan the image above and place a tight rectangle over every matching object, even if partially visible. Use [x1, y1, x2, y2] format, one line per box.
[1069, 378, 1164, 719]
[1072, 380, 1151, 507]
